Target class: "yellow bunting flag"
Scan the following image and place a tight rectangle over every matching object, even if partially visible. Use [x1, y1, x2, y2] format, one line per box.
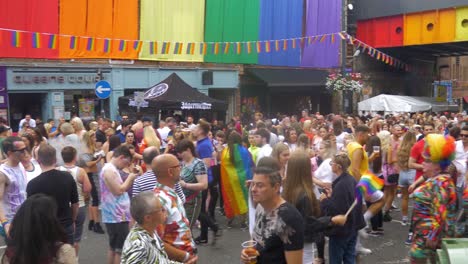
[214, 43, 219, 55]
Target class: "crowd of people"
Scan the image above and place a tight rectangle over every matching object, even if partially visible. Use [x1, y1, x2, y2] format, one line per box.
[0, 109, 466, 264]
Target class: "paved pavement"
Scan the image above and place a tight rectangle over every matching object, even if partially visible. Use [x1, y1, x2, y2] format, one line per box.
[0, 198, 413, 264]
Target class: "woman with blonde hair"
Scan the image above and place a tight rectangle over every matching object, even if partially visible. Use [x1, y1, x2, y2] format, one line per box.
[271, 142, 290, 180]
[71, 117, 87, 139]
[303, 120, 314, 142]
[79, 131, 105, 234]
[139, 126, 161, 154]
[397, 131, 416, 225]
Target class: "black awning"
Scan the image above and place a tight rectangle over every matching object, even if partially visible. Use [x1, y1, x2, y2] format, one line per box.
[246, 68, 328, 87]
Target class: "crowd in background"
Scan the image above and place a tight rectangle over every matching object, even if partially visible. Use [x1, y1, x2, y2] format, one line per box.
[0, 109, 466, 264]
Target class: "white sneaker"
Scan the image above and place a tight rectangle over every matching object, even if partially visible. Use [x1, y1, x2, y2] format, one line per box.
[356, 246, 372, 255]
[358, 228, 369, 239]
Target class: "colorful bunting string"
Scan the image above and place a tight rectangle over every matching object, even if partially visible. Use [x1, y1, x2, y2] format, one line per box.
[0, 28, 407, 70]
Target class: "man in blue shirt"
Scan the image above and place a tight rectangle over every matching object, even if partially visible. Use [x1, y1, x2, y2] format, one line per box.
[193, 120, 220, 244]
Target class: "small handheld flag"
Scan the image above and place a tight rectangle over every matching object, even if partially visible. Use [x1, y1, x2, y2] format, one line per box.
[355, 172, 384, 201]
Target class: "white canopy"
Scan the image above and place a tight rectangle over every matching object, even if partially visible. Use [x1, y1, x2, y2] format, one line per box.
[358, 94, 458, 113]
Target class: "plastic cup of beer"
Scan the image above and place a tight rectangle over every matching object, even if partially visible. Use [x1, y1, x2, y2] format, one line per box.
[373, 146, 380, 153]
[242, 240, 259, 264]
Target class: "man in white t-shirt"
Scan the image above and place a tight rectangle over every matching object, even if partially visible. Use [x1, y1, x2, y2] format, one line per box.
[18, 114, 36, 131]
[254, 128, 272, 165]
[157, 120, 171, 153]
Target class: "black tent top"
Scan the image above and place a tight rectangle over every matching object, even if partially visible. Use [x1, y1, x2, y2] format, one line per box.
[119, 73, 227, 111]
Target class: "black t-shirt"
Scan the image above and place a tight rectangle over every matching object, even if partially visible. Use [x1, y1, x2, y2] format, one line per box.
[96, 129, 107, 144]
[252, 202, 304, 264]
[26, 169, 78, 227]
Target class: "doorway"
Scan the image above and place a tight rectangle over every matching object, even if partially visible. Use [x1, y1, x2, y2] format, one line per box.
[9, 93, 46, 132]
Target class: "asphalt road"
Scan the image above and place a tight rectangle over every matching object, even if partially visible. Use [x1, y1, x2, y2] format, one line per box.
[0, 198, 412, 264]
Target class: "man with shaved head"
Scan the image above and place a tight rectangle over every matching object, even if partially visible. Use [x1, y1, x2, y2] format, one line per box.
[152, 154, 197, 264]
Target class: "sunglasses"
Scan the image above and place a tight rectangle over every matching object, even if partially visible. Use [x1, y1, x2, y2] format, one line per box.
[13, 148, 28, 153]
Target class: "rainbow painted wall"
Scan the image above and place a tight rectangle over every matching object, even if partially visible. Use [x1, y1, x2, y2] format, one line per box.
[357, 6, 468, 48]
[0, 0, 343, 68]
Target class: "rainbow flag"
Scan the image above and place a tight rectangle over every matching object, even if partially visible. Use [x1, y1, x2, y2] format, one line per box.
[11, 31, 21, 48]
[213, 42, 219, 54]
[199, 43, 207, 55]
[264, 41, 270, 53]
[320, 35, 327, 42]
[31, 32, 41, 49]
[69, 36, 78, 49]
[355, 172, 384, 201]
[220, 144, 254, 218]
[223, 42, 230, 54]
[256, 41, 261, 53]
[133, 40, 142, 51]
[118, 40, 127, 52]
[161, 42, 170, 54]
[103, 39, 111, 53]
[149, 41, 157, 54]
[300, 38, 304, 48]
[331, 34, 335, 43]
[236, 42, 241, 54]
[338, 32, 347, 40]
[48, 34, 57, 49]
[275, 40, 279, 51]
[283, 39, 287, 50]
[246, 42, 252, 54]
[177, 42, 183, 54]
[291, 39, 296, 49]
[86, 37, 95, 51]
[186, 43, 194, 55]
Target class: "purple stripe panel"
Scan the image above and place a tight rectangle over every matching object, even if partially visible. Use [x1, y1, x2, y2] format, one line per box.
[0, 67, 8, 108]
[301, 0, 341, 68]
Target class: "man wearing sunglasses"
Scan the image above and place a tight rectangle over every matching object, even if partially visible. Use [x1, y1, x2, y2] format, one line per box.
[0, 137, 28, 239]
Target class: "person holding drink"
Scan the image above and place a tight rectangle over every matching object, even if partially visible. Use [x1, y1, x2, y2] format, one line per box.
[240, 162, 304, 264]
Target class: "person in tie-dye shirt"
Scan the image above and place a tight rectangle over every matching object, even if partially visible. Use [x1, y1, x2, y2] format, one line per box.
[100, 145, 140, 264]
[152, 154, 197, 264]
[410, 134, 457, 263]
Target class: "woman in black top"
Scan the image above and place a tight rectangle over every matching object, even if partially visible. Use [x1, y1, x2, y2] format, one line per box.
[282, 150, 347, 264]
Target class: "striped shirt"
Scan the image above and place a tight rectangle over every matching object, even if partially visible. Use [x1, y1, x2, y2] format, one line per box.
[121, 224, 182, 264]
[132, 170, 186, 203]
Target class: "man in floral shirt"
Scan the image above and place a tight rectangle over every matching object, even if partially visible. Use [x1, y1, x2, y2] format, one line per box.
[153, 154, 197, 264]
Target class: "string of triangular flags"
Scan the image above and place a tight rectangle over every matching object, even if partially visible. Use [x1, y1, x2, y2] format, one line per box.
[1, 28, 407, 70]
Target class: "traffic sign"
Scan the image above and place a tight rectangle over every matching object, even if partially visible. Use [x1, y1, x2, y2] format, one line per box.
[95, 80, 112, 99]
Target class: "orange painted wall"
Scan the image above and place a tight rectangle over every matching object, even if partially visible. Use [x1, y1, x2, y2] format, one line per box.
[404, 9, 455, 45]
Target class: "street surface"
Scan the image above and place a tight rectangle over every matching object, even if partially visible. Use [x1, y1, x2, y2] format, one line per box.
[0, 198, 412, 264]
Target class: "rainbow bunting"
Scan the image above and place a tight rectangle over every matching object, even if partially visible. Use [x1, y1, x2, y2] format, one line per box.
[246, 42, 252, 54]
[292, 39, 296, 49]
[178, 42, 183, 54]
[223, 42, 230, 54]
[149, 41, 158, 54]
[86, 37, 95, 51]
[338, 32, 347, 40]
[213, 42, 219, 55]
[300, 38, 304, 48]
[307, 36, 313, 45]
[265, 41, 270, 53]
[161, 42, 171, 54]
[275, 40, 280, 51]
[331, 34, 335, 43]
[173, 42, 183, 54]
[283, 39, 287, 50]
[348, 36, 355, 45]
[355, 172, 384, 201]
[103, 39, 111, 53]
[69, 36, 78, 49]
[11, 31, 21, 48]
[200, 43, 207, 55]
[118, 40, 127, 52]
[185, 43, 191, 55]
[133, 40, 142, 51]
[256, 41, 261, 53]
[48, 34, 57, 49]
[376, 52, 381, 60]
[220, 144, 254, 218]
[236, 42, 241, 54]
[319, 35, 327, 42]
[31, 32, 41, 49]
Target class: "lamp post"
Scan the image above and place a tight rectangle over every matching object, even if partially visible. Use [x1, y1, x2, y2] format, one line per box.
[341, 0, 352, 114]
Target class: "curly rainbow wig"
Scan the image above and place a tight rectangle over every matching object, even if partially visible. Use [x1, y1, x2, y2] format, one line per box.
[423, 134, 456, 170]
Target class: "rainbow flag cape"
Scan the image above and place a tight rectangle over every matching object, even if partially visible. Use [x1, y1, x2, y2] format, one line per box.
[220, 144, 254, 219]
[356, 172, 384, 201]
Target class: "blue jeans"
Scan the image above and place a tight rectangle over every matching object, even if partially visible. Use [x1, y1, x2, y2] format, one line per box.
[328, 232, 357, 264]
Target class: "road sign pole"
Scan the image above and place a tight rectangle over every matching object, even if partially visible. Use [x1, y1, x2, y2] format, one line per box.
[101, 100, 105, 118]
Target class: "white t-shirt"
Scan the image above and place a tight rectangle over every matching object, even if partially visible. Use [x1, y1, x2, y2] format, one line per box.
[25, 159, 42, 183]
[157, 126, 171, 149]
[256, 144, 273, 165]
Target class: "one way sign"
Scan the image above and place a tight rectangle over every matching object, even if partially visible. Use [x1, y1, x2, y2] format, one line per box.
[95, 80, 112, 99]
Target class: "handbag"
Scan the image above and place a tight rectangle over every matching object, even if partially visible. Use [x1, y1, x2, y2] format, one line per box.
[383, 163, 399, 184]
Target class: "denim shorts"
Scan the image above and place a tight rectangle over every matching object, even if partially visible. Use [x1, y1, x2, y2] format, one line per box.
[398, 169, 416, 187]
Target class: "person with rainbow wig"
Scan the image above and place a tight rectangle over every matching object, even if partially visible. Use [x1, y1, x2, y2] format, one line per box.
[410, 134, 457, 264]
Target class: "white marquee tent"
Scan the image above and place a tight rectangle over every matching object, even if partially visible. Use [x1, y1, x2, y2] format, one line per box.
[358, 94, 458, 113]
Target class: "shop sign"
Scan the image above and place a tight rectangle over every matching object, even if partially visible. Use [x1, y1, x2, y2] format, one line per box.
[13, 75, 104, 84]
[181, 102, 212, 110]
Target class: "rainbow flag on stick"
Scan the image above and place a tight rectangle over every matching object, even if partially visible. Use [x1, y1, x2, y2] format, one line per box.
[355, 172, 384, 201]
[48, 34, 57, 49]
[32, 32, 41, 48]
[11, 31, 22, 48]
